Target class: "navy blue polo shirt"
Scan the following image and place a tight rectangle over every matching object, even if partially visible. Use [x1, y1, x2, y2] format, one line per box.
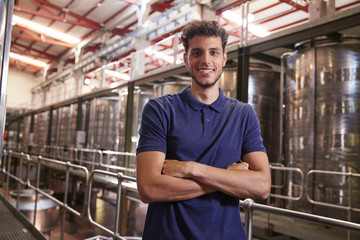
[137, 86, 265, 240]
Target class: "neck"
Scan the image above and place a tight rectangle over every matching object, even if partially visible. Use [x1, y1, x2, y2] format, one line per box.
[189, 83, 220, 105]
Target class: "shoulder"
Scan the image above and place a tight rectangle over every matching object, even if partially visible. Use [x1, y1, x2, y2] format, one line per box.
[223, 96, 254, 114]
[145, 92, 182, 110]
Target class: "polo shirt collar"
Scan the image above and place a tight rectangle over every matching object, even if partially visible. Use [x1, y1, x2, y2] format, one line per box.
[180, 86, 225, 112]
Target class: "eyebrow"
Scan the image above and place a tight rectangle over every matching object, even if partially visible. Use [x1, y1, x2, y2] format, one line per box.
[190, 47, 221, 52]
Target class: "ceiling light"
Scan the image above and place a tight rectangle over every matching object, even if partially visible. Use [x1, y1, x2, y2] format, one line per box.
[12, 15, 81, 45]
[84, 78, 91, 85]
[9, 52, 48, 68]
[221, 10, 269, 37]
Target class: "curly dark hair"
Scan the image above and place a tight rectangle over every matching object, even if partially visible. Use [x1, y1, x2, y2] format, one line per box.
[181, 20, 229, 53]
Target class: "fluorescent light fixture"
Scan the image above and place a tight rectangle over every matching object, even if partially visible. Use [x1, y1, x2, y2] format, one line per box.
[105, 69, 130, 80]
[9, 52, 48, 68]
[222, 10, 269, 37]
[12, 15, 81, 45]
[248, 24, 270, 37]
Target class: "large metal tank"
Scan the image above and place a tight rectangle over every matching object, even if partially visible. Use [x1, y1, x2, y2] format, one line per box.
[86, 87, 153, 153]
[153, 80, 190, 97]
[284, 37, 360, 222]
[10, 189, 59, 233]
[220, 63, 281, 164]
[88, 94, 126, 151]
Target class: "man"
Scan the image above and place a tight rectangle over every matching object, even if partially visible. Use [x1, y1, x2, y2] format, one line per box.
[136, 20, 271, 240]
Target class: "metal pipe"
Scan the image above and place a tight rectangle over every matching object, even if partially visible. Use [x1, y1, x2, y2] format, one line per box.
[242, 198, 254, 240]
[279, 52, 292, 164]
[5, 150, 12, 198]
[0, 0, 14, 160]
[114, 172, 123, 234]
[250, 201, 360, 232]
[15, 152, 24, 209]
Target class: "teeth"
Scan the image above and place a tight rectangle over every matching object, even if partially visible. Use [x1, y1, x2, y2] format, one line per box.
[198, 69, 213, 73]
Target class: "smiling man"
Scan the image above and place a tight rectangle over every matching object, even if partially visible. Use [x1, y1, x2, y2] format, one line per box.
[136, 20, 271, 240]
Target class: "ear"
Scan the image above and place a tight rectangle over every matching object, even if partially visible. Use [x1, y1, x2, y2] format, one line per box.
[223, 51, 227, 67]
[183, 52, 189, 67]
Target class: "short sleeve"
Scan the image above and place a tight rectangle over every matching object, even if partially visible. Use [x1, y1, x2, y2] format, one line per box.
[136, 98, 168, 155]
[241, 104, 266, 156]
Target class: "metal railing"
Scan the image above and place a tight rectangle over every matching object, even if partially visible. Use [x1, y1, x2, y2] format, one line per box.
[2, 147, 360, 240]
[0, 149, 139, 240]
[240, 198, 360, 240]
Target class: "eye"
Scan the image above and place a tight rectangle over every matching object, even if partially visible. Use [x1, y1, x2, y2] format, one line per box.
[191, 50, 201, 57]
[210, 50, 220, 56]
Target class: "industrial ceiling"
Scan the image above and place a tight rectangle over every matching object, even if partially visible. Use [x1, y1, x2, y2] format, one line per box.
[10, 0, 360, 78]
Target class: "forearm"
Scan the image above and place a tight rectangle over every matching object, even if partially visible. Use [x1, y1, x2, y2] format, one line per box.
[189, 165, 269, 199]
[136, 151, 215, 203]
[137, 174, 214, 203]
[163, 152, 271, 200]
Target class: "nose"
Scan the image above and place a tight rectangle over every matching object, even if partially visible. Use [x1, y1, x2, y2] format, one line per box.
[200, 52, 210, 64]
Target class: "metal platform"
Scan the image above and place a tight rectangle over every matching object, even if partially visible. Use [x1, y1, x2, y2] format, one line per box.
[0, 194, 46, 240]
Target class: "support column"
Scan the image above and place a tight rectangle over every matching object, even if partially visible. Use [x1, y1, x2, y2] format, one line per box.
[192, 2, 216, 20]
[237, 47, 249, 103]
[0, 0, 14, 159]
[46, 107, 53, 153]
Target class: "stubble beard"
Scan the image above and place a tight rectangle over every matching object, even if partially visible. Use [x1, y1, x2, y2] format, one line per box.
[190, 70, 223, 89]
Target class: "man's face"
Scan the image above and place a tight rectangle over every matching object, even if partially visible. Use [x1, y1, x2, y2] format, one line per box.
[183, 35, 227, 88]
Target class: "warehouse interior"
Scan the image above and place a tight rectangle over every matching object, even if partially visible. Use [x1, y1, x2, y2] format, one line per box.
[1, 0, 360, 239]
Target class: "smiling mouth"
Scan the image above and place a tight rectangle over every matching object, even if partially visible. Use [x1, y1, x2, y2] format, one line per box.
[197, 68, 214, 73]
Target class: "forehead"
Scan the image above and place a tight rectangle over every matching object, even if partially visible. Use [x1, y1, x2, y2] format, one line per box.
[188, 35, 222, 50]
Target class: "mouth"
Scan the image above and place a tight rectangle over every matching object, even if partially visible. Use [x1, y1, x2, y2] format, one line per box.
[197, 67, 215, 74]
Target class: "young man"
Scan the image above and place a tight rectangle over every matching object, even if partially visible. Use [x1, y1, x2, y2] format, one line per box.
[136, 20, 271, 240]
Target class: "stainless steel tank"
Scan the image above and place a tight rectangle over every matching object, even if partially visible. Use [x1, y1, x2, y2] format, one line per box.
[86, 87, 154, 154]
[153, 80, 190, 97]
[284, 37, 360, 221]
[220, 63, 281, 164]
[88, 94, 126, 151]
[10, 189, 59, 233]
[57, 104, 78, 148]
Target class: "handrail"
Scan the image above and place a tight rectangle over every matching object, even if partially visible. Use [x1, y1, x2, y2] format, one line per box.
[3, 147, 360, 240]
[240, 198, 360, 240]
[269, 164, 304, 200]
[1, 148, 139, 239]
[86, 169, 137, 240]
[16, 144, 137, 175]
[2, 150, 90, 217]
[306, 169, 360, 212]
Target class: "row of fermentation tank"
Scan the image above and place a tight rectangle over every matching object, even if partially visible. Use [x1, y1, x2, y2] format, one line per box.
[5, 36, 360, 224]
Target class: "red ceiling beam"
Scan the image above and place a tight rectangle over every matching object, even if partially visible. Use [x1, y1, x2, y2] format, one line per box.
[258, 9, 299, 24]
[336, 0, 360, 10]
[269, 18, 307, 32]
[216, 0, 248, 15]
[14, 5, 102, 30]
[252, 2, 283, 14]
[9, 61, 43, 71]
[112, 28, 132, 36]
[33, 0, 102, 29]
[151, 2, 174, 12]
[10, 49, 49, 61]
[30, 0, 54, 16]
[12, 32, 76, 48]
[11, 42, 57, 60]
[10, 47, 56, 61]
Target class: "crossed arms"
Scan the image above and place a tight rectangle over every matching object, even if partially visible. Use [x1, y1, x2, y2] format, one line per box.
[136, 151, 271, 203]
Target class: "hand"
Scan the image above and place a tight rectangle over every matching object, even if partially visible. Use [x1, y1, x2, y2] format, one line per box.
[162, 159, 192, 178]
[226, 161, 249, 171]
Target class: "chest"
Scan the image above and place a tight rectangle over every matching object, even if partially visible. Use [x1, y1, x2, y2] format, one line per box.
[166, 105, 245, 166]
